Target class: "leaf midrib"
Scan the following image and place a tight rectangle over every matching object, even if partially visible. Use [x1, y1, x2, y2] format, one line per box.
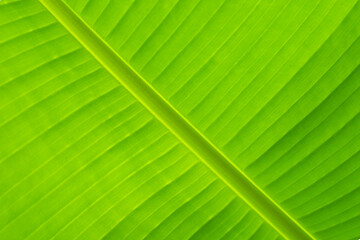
[38, 0, 314, 239]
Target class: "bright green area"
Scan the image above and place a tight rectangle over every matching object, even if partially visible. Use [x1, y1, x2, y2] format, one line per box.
[38, 0, 312, 239]
[62, 0, 360, 239]
[0, 1, 281, 240]
[1, 0, 360, 239]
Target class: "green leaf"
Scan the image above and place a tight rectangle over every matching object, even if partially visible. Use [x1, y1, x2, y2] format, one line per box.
[0, 0, 359, 239]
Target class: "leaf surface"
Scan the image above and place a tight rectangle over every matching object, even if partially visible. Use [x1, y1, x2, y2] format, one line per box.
[1, 0, 360, 239]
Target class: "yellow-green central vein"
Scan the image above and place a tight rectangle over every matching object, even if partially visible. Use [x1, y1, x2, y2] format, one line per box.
[38, 0, 315, 239]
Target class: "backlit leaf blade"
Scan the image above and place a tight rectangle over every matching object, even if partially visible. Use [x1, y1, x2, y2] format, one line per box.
[0, 1, 282, 240]
[61, 0, 360, 239]
[1, 0, 360, 239]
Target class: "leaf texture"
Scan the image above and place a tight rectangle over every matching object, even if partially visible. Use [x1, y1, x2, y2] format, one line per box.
[0, 1, 282, 240]
[1, 0, 360, 239]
